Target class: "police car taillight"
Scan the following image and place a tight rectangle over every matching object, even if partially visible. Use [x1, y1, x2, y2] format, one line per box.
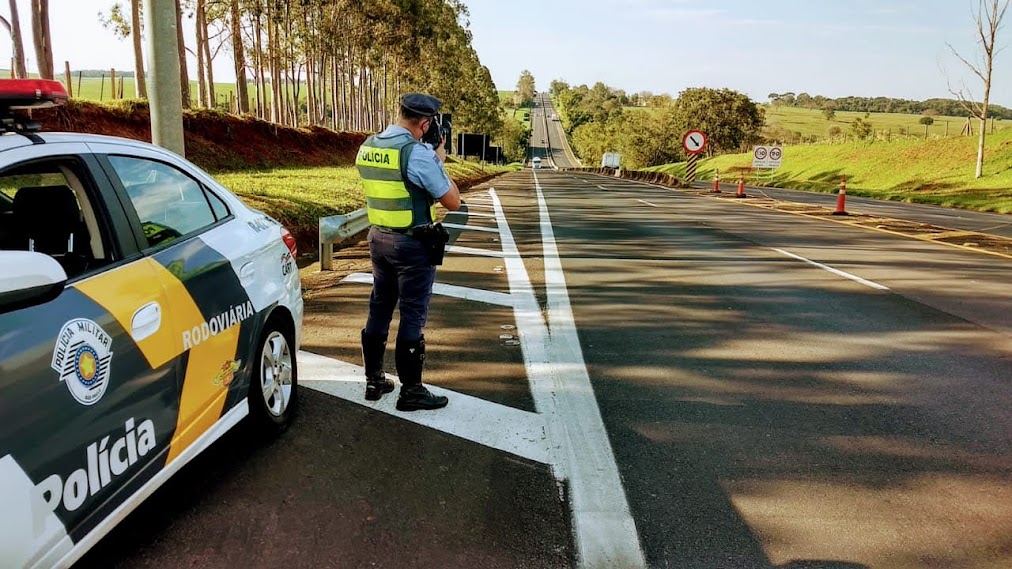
[0, 79, 68, 109]
[281, 227, 297, 258]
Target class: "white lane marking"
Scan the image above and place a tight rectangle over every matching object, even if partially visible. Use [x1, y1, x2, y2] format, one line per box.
[531, 169, 647, 568]
[447, 210, 496, 218]
[636, 199, 660, 207]
[446, 245, 510, 258]
[596, 185, 609, 191]
[342, 272, 516, 307]
[299, 352, 552, 464]
[772, 248, 890, 290]
[442, 222, 500, 233]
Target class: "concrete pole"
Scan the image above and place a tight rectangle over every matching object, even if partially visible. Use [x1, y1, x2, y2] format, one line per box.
[143, 0, 185, 156]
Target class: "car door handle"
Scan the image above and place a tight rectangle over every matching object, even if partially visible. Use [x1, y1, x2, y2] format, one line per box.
[131, 301, 162, 342]
[239, 262, 255, 286]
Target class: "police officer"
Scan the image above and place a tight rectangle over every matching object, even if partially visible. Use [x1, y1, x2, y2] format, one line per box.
[355, 93, 461, 411]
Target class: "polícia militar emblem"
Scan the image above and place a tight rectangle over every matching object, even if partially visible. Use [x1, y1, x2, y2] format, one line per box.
[51, 318, 114, 405]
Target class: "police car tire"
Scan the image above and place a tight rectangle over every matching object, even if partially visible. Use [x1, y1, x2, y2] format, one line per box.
[248, 317, 298, 434]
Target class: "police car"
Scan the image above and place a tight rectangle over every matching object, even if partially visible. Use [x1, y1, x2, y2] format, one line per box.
[0, 79, 303, 568]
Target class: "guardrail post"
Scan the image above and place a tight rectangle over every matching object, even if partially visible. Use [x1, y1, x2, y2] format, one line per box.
[318, 208, 371, 271]
[319, 225, 334, 271]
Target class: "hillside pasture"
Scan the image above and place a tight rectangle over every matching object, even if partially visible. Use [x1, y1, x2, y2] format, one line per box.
[645, 128, 1012, 214]
[764, 105, 1008, 141]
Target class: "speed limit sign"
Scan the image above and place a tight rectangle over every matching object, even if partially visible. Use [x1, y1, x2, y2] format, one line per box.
[752, 145, 782, 169]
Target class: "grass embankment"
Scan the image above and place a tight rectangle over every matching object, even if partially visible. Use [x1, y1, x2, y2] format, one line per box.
[217, 159, 516, 251]
[646, 130, 1012, 213]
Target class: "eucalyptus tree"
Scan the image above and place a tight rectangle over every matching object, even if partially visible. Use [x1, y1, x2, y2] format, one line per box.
[99, 1, 147, 98]
[30, 0, 53, 79]
[4, 0, 28, 78]
[189, 0, 502, 137]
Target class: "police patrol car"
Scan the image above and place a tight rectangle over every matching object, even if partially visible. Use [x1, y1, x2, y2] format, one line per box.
[0, 79, 303, 568]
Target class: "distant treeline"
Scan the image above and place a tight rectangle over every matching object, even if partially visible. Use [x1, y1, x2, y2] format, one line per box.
[768, 92, 1012, 119]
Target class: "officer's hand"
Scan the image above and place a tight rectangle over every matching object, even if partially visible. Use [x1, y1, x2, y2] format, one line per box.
[435, 141, 447, 163]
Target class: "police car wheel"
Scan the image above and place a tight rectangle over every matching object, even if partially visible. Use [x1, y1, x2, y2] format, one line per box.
[249, 319, 298, 433]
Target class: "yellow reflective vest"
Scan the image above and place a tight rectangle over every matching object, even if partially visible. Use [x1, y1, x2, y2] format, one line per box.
[355, 132, 437, 229]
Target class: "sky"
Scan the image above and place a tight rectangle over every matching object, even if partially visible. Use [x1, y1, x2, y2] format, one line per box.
[2, 0, 1011, 107]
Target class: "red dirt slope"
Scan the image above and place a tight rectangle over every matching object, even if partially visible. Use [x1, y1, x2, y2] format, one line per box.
[34, 100, 367, 172]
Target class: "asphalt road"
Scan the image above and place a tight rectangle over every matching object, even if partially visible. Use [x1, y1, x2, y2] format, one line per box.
[78, 166, 1012, 568]
[531, 94, 581, 169]
[697, 179, 1012, 239]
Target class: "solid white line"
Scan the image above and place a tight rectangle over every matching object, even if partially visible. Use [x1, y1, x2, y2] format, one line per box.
[532, 170, 647, 568]
[772, 248, 890, 290]
[299, 352, 552, 464]
[342, 272, 516, 307]
[636, 199, 660, 207]
[442, 222, 500, 234]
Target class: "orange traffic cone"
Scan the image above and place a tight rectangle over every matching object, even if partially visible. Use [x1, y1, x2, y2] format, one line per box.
[735, 172, 747, 198]
[711, 170, 721, 193]
[832, 177, 848, 215]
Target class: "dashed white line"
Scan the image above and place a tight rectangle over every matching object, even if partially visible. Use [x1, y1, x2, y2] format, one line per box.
[772, 248, 890, 290]
[635, 199, 660, 207]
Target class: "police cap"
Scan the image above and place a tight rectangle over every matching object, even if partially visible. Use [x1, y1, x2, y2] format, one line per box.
[400, 93, 441, 117]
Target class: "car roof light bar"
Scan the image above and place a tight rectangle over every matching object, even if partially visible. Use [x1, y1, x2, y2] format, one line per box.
[0, 79, 69, 133]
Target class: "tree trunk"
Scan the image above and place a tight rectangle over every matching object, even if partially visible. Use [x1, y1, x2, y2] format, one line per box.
[8, 0, 27, 78]
[230, 0, 249, 113]
[195, 0, 208, 107]
[252, 5, 265, 119]
[266, 5, 280, 123]
[201, 0, 216, 109]
[174, 0, 190, 108]
[30, 0, 53, 79]
[131, 0, 147, 98]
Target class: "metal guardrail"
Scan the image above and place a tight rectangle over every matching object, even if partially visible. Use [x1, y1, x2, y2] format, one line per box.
[319, 208, 370, 270]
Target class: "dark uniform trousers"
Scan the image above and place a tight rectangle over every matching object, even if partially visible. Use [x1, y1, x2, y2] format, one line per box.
[364, 226, 436, 342]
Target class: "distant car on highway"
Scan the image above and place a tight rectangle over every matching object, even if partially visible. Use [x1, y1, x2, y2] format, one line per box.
[0, 79, 303, 569]
[532, 157, 542, 169]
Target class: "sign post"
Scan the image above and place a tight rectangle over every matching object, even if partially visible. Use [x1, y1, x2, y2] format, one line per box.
[682, 130, 707, 183]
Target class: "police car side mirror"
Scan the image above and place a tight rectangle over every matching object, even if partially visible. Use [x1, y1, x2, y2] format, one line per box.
[0, 251, 68, 314]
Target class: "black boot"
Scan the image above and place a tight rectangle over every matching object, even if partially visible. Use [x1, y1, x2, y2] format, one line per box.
[395, 336, 448, 412]
[362, 329, 394, 401]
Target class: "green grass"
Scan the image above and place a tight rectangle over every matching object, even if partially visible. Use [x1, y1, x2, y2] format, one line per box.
[498, 91, 531, 128]
[216, 161, 519, 243]
[763, 105, 1008, 140]
[645, 129, 1012, 213]
[2, 69, 274, 110]
[624, 104, 1006, 141]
